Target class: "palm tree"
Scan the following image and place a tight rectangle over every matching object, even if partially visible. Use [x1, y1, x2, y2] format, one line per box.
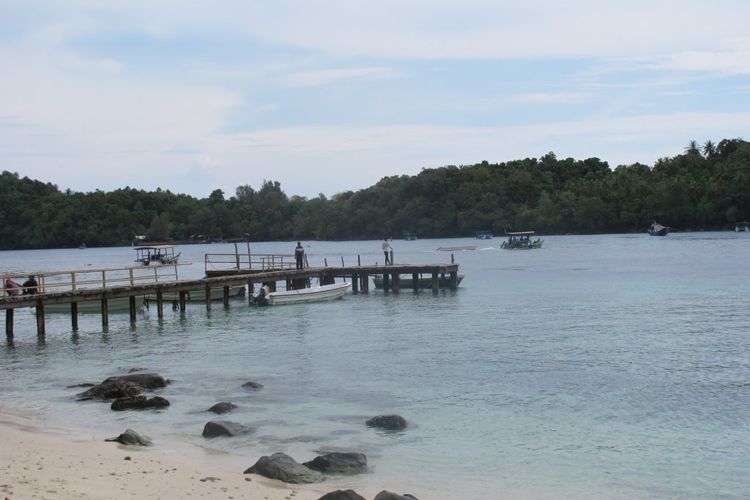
[684, 140, 700, 156]
[702, 140, 716, 159]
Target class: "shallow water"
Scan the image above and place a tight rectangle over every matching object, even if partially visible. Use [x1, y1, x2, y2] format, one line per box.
[1, 234, 749, 499]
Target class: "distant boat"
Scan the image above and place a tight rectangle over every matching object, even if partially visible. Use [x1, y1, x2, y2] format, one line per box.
[648, 222, 669, 236]
[372, 274, 464, 289]
[475, 230, 493, 240]
[134, 244, 181, 265]
[403, 232, 418, 241]
[501, 231, 543, 250]
[437, 245, 476, 251]
[78, 243, 87, 250]
[735, 221, 749, 232]
[256, 282, 351, 305]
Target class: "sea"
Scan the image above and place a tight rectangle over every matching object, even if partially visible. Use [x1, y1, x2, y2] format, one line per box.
[1, 233, 749, 499]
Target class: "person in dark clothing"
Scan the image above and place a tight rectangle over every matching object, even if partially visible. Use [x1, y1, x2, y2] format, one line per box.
[22, 275, 38, 295]
[294, 241, 305, 269]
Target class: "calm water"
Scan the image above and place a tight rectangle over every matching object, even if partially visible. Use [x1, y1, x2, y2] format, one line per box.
[1, 234, 749, 499]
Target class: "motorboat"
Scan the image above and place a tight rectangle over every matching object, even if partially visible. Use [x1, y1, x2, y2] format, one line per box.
[134, 244, 181, 265]
[648, 222, 669, 236]
[372, 274, 464, 289]
[44, 296, 148, 314]
[501, 231, 543, 249]
[256, 282, 351, 305]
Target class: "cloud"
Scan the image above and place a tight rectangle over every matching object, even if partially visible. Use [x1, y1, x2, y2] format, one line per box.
[280, 67, 401, 88]
[508, 92, 591, 104]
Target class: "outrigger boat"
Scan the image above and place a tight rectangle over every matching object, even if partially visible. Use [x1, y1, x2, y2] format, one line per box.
[372, 274, 464, 289]
[501, 231, 543, 250]
[254, 282, 351, 305]
[135, 244, 181, 265]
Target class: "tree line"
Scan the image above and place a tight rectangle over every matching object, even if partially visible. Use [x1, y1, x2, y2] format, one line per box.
[1, 138, 748, 250]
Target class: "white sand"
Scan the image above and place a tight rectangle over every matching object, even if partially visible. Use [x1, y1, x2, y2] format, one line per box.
[0, 409, 335, 500]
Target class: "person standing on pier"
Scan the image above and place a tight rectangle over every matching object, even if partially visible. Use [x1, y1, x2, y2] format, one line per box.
[22, 275, 38, 295]
[382, 238, 393, 265]
[295, 241, 305, 269]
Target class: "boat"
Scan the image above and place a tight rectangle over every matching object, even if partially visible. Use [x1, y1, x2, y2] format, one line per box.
[134, 244, 181, 265]
[648, 222, 669, 236]
[501, 231, 543, 250]
[372, 274, 464, 289]
[44, 296, 148, 314]
[475, 230, 493, 240]
[256, 282, 351, 305]
[735, 221, 749, 232]
[403, 232, 418, 241]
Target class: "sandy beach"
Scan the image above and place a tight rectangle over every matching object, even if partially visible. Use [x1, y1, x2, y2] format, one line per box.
[0, 409, 333, 500]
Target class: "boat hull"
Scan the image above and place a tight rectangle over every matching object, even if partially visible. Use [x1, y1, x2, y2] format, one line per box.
[372, 274, 464, 289]
[266, 282, 351, 305]
[44, 296, 147, 314]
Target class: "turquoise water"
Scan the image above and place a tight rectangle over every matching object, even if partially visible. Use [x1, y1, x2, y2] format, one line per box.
[1, 234, 749, 499]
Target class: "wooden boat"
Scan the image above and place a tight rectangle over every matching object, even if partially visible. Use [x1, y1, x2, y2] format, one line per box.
[648, 222, 669, 236]
[501, 231, 543, 249]
[259, 282, 351, 305]
[134, 244, 181, 265]
[372, 274, 464, 289]
[44, 296, 147, 314]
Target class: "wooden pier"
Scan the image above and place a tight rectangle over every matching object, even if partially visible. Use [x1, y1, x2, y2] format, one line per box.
[2, 258, 459, 340]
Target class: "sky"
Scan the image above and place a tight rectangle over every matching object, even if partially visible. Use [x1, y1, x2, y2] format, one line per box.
[1, 0, 749, 199]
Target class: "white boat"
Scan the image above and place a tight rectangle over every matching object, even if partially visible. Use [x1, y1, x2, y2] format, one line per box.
[261, 282, 351, 305]
[134, 244, 181, 265]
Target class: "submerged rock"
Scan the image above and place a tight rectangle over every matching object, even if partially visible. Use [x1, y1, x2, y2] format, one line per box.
[244, 452, 323, 484]
[366, 415, 407, 431]
[105, 429, 152, 446]
[202, 420, 255, 438]
[242, 381, 264, 390]
[102, 373, 169, 390]
[208, 402, 237, 414]
[77, 380, 142, 401]
[303, 452, 367, 474]
[374, 491, 419, 500]
[111, 395, 170, 411]
[318, 490, 366, 500]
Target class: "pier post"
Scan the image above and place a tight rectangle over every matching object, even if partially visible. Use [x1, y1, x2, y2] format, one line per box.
[392, 273, 400, 293]
[383, 273, 390, 291]
[71, 302, 79, 330]
[247, 280, 254, 305]
[389, 250, 394, 264]
[36, 302, 46, 336]
[101, 298, 109, 328]
[358, 254, 361, 266]
[205, 284, 212, 310]
[6, 309, 13, 340]
[156, 290, 164, 318]
[412, 273, 419, 292]
[129, 297, 136, 322]
[179, 291, 187, 312]
[352, 274, 359, 294]
[223, 286, 230, 307]
[432, 272, 439, 294]
[361, 273, 369, 294]
[450, 271, 458, 289]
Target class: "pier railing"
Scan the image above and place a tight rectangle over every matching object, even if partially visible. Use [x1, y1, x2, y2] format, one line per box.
[204, 253, 297, 274]
[2, 264, 180, 296]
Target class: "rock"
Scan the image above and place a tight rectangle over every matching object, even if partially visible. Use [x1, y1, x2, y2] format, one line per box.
[111, 396, 170, 411]
[208, 402, 237, 414]
[77, 380, 142, 401]
[242, 381, 264, 390]
[317, 490, 366, 500]
[102, 373, 169, 390]
[105, 429, 152, 446]
[374, 491, 419, 500]
[366, 415, 407, 431]
[66, 383, 95, 389]
[244, 452, 323, 484]
[202, 420, 255, 438]
[303, 452, 367, 474]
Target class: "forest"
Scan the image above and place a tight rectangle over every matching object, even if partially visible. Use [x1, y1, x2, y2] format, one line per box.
[0, 138, 748, 250]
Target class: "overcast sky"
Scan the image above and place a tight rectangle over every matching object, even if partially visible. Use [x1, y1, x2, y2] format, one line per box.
[2, 0, 749, 199]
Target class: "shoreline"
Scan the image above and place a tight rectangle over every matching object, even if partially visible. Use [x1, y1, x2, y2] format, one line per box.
[0, 407, 334, 500]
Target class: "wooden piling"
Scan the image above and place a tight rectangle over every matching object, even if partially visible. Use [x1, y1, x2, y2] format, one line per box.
[36, 302, 46, 336]
[156, 290, 164, 318]
[101, 298, 109, 328]
[450, 271, 458, 289]
[352, 274, 359, 294]
[412, 272, 419, 292]
[71, 302, 79, 330]
[129, 297, 136, 322]
[361, 273, 369, 294]
[223, 286, 230, 307]
[6, 308, 13, 340]
[392, 273, 400, 293]
[205, 284, 212, 310]
[179, 291, 187, 312]
[432, 272, 439, 293]
[247, 280, 254, 305]
[383, 273, 390, 291]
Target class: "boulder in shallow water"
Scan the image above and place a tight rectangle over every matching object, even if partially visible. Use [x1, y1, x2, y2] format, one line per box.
[303, 452, 367, 474]
[105, 429, 152, 446]
[77, 380, 142, 401]
[374, 491, 419, 500]
[244, 452, 323, 484]
[317, 490, 366, 500]
[242, 380, 264, 390]
[202, 420, 255, 438]
[366, 415, 407, 431]
[102, 373, 169, 390]
[111, 395, 170, 411]
[208, 402, 237, 414]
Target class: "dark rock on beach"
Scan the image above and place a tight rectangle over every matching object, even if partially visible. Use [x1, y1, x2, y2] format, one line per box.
[374, 491, 419, 500]
[244, 452, 323, 484]
[242, 381, 264, 390]
[105, 429, 152, 446]
[202, 420, 255, 438]
[111, 395, 170, 411]
[66, 382, 95, 389]
[208, 402, 238, 414]
[77, 380, 142, 401]
[303, 452, 367, 474]
[103, 372, 169, 390]
[318, 490, 366, 500]
[366, 415, 407, 431]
